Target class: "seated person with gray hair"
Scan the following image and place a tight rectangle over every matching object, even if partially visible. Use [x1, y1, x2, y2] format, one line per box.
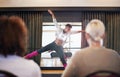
[62, 19, 120, 77]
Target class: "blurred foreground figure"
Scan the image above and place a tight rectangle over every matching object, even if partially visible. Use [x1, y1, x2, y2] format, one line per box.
[0, 16, 41, 77]
[62, 19, 120, 77]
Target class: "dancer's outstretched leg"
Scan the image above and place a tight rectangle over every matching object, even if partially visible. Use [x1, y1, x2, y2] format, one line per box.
[24, 50, 38, 59]
[53, 43, 67, 68]
[24, 42, 55, 59]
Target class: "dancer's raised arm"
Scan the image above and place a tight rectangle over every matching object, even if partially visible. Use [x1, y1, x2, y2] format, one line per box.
[70, 30, 85, 34]
[48, 9, 61, 30]
[48, 9, 56, 19]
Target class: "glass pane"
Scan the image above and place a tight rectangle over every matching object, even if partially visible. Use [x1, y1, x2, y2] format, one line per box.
[42, 26, 55, 46]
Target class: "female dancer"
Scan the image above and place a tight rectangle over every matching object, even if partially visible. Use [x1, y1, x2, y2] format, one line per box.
[25, 9, 84, 68]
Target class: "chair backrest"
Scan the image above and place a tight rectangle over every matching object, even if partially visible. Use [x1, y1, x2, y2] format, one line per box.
[86, 70, 120, 77]
[0, 70, 17, 77]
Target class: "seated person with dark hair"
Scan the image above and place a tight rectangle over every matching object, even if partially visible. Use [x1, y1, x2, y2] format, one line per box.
[0, 16, 41, 77]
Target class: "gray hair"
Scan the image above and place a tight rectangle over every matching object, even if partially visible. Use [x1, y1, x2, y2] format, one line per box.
[85, 19, 105, 41]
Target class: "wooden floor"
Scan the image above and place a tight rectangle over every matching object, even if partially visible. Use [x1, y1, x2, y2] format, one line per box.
[42, 70, 62, 77]
[40, 55, 71, 76]
[41, 70, 63, 74]
[40, 58, 70, 77]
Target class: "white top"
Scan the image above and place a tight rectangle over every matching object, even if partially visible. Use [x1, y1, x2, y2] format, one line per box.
[0, 55, 41, 77]
[53, 19, 77, 44]
[62, 47, 120, 77]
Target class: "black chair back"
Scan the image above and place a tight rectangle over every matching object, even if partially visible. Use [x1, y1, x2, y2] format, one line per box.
[86, 70, 120, 77]
[0, 70, 17, 77]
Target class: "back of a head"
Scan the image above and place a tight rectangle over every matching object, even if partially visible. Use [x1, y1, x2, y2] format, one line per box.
[0, 16, 27, 57]
[85, 19, 105, 42]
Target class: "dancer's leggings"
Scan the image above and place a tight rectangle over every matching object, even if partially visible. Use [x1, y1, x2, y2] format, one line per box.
[37, 41, 66, 65]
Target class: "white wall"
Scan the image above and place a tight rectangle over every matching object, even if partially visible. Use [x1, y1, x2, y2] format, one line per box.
[0, 0, 120, 7]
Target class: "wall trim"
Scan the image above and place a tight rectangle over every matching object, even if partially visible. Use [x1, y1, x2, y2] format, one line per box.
[0, 7, 120, 12]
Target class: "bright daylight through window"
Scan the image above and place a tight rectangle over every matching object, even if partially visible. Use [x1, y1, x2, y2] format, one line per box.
[41, 22, 82, 67]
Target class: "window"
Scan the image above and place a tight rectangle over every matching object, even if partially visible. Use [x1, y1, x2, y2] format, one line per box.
[41, 22, 82, 67]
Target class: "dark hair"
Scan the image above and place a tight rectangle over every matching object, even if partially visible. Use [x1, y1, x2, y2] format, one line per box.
[0, 16, 28, 57]
[65, 24, 72, 28]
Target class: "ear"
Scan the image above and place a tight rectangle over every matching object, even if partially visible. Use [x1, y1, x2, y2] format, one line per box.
[85, 33, 90, 40]
[101, 32, 105, 39]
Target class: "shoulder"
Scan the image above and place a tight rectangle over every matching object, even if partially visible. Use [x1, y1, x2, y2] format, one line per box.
[17, 57, 41, 76]
[25, 59, 41, 77]
[103, 47, 120, 56]
[8, 55, 40, 69]
[71, 47, 90, 59]
[74, 47, 90, 55]
[0, 55, 41, 77]
[19, 57, 40, 68]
